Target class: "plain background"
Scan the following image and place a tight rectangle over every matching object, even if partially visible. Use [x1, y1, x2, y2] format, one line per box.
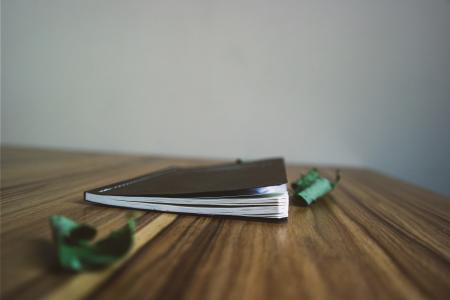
[1, 0, 450, 196]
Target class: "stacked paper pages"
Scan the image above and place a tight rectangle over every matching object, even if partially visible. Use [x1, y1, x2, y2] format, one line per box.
[85, 158, 289, 219]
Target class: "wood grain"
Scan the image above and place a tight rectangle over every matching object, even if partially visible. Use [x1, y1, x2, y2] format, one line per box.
[1, 147, 449, 300]
[45, 213, 177, 300]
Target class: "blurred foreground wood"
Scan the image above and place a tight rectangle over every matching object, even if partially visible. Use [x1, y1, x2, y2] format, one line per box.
[1, 147, 449, 300]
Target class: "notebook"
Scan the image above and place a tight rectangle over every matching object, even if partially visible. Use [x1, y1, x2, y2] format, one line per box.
[85, 158, 289, 219]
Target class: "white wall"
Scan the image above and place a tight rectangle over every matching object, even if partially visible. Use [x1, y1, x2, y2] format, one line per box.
[2, 0, 450, 196]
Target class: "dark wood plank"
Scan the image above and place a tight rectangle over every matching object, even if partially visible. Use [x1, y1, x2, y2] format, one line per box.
[1, 147, 449, 300]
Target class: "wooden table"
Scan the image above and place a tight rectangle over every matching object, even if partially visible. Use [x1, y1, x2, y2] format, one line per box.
[1, 147, 449, 300]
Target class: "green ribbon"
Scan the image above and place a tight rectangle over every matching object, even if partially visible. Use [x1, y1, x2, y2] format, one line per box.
[293, 169, 340, 205]
[291, 168, 320, 190]
[49, 215, 136, 272]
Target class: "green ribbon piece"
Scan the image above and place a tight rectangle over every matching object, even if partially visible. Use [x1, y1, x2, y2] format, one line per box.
[291, 168, 320, 190]
[293, 169, 340, 205]
[49, 215, 136, 272]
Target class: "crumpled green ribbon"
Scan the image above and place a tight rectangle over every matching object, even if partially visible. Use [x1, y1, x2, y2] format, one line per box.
[49, 215, 136, 272]
[292, 168, 340, 205]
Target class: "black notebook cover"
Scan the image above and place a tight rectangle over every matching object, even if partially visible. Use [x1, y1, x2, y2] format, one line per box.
[86, 158, 287, 198]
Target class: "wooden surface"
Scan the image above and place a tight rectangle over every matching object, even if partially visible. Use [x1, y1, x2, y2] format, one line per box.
[1, 147, 449, 300]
